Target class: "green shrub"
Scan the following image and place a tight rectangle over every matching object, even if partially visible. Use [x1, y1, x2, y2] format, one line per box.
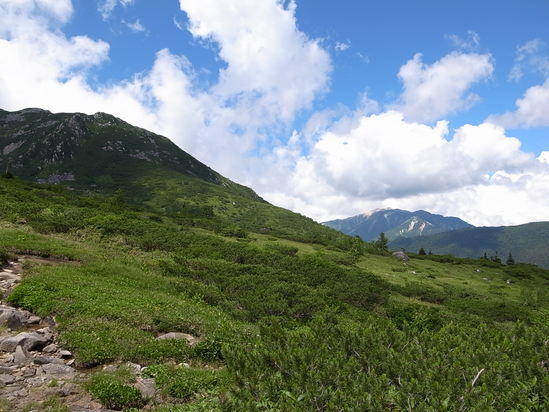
[86, 373, 145, 410]
[143, 364, 229, 399]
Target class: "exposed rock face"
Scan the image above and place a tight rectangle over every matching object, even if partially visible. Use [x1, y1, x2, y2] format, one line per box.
[392, 251, 410, 262]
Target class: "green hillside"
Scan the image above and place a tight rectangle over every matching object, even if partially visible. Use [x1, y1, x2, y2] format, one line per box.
[390, 223, 549, 269]
[0, 108, 348, 245]
[0, 177, 547, 411]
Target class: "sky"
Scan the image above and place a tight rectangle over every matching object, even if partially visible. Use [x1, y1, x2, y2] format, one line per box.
[1, 0, 549, 227]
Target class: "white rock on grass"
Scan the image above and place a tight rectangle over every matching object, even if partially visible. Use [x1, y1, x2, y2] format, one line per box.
[157, 332, 199, 345]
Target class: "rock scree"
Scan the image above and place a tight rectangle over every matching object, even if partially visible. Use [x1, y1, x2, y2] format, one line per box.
[0, 256, 108, 411]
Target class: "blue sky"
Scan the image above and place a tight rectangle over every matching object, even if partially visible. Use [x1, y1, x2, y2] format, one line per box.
[1, 0, 549, 225]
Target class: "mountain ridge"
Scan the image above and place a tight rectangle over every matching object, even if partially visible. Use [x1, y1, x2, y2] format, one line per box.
[0, 107, 354, 245]
[389, 221, 549, 268]
[323, 208, 473, 241]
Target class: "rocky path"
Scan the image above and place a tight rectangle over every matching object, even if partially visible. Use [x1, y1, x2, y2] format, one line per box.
[0, 257, 106, 412]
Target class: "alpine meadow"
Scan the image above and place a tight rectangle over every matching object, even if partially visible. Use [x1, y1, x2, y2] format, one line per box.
[1, 1, 549, 411]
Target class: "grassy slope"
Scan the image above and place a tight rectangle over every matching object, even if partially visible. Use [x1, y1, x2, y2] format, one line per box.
[0, 177, 547, 410]
[0, 108, 351, 246]
[389, 223, 549, 269]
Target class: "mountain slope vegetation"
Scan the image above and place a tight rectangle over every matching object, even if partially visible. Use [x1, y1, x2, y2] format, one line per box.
[0, 177, 547, 410]
[0, 108, 348, 245]
[390, 222, 549, 269]
[323, 208, 472, 241]
[0, 109, 547, 410]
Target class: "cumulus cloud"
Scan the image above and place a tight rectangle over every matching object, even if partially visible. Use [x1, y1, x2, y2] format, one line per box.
[487, 79, 549, 128]
[260, 111, 547, 226]
[391, 52, 494, 123]
[179, 0, 331, 122]
[300, 112, 530, 199]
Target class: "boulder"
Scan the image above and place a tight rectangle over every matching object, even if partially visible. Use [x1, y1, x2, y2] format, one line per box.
[26, 316, 41, 325]
[392, 251, 410, 262]
[135, 378, 157, 399]
[0, 272, 20, 281]
[0, 373, 15, 385]
[42, 343, 58, 354]
[0, 307, 28, 329]
[157, 332, 199, 345]
[13, 345, 30, 365]
[0, 332, 49, 352]
[33, 356, 64, 365]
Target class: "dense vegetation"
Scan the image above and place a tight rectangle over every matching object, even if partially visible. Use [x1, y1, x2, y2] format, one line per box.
[0, 176, 547, 410]
[0, 108, 355, 246]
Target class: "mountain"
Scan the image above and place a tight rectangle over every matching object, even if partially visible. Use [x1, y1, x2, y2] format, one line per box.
[389, 222, 549, 268]
[323, 208, 472, 241]
[0, 108, 345, 244]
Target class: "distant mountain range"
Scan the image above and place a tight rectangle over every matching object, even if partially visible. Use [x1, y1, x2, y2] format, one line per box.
[322, 208, 473, 241]
[389, 222, 549, 269]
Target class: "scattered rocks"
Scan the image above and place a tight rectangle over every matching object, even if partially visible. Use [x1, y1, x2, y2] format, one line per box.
[0, 258, 101, 411]
[33, 356, 64, 365]
[41, 363, 77, 378]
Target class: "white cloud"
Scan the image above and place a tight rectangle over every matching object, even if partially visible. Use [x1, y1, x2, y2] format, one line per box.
[391, 52, 494, 123]
[98, 0, 133, 20]
[124, 19, 146, 33]
[508, 39, 549, 82]
[179, 0, 331, 122]
[173, 16, 185, 31]
[487, 79, 549, 128]
[445, 30, 480, 51]
[356, 52, 370, 64]
[260, 111, 547, 226]
[335, 41, 351, 52]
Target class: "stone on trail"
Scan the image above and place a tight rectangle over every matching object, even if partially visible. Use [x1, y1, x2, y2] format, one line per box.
[0, 332, 49, 352]
[41, 363, 76, 378]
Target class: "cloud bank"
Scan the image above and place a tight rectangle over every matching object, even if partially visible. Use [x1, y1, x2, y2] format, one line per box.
[0, 0, 548, 226]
